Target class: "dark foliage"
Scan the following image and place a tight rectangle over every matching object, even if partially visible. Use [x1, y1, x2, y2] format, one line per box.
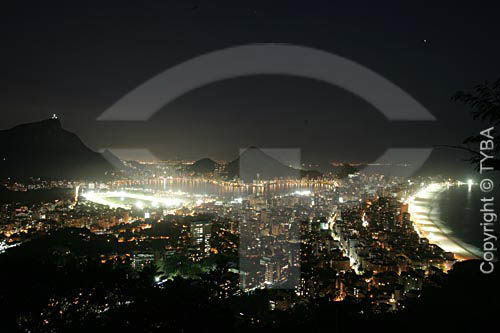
[450, 78, 500, 171]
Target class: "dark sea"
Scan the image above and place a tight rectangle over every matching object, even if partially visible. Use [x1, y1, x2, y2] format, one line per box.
[438, 184, 500, 250]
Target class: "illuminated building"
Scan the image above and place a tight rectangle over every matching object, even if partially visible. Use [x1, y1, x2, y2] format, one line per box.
[190, 220, 212, 253]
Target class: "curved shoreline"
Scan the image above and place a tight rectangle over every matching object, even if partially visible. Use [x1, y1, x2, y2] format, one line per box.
[408, 183, 482, 261]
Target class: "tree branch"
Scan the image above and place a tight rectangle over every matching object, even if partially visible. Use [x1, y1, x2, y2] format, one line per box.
[433, 144, 481, 156]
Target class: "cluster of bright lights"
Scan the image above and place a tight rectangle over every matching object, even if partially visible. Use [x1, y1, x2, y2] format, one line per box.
[361, 213, 369, 228]
[83, 191, 185, 209]
[294, 190, 311, 196]
[0, 241, 20, 254]
[160, 197, 184, 206]
[82, 191, 125, 209]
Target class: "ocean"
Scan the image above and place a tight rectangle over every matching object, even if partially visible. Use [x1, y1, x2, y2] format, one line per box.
[438, 184, 500, 251]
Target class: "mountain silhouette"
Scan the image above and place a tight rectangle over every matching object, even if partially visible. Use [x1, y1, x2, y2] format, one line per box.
[101, 149, 134, 175]
[225, 146, 321, 181]
[0, 118, 115, 180]
[188, 158, 220, 174]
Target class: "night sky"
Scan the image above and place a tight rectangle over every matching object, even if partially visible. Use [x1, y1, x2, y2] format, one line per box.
[1, 1, 499, 177]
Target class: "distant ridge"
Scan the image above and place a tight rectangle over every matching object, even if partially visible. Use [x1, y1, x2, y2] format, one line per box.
[187, 158, 220, 175]
[101, 149, 132, 174]
[225, 146, 321, 181]
[0, 118, 115, 181]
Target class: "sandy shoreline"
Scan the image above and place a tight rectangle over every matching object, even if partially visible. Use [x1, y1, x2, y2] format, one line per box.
[408, 183, 482, 261]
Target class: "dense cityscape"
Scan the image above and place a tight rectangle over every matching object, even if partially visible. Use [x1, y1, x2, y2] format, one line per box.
[2, 1, 499, 332]
[1, 150, 495, 330]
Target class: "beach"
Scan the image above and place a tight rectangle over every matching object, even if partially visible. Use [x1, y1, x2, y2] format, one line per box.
[408, 183, 483, 261]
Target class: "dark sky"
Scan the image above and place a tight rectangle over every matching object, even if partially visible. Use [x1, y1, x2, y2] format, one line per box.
[1, 0, 499, 177]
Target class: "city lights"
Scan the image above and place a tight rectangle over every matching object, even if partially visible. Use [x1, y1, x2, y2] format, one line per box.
[294, 190, 311, 196]
[81, 190, 187, 210]
[2, 3, 496, 328]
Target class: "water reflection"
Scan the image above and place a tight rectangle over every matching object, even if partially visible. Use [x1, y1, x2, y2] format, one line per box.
[112, 178, 334, 199]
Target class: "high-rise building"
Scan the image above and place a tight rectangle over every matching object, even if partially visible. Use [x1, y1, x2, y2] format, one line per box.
[190, 220, 212, 253]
